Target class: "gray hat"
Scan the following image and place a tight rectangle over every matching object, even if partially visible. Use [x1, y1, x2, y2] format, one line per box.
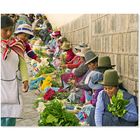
[88, 71, 103, 90]
[85, 50, 98, 65]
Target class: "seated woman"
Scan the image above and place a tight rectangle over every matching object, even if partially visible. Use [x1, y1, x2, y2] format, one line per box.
[67, 50, 98, 103]
[61, 47, 90, 88]
[76, 71, 103, 123]
[87, 69, 138, 126]
[60, 41, 75, 63]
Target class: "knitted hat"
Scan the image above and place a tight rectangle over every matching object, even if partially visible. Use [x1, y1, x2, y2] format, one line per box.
[1, 15, 14, 28]
[88, 71, 103, 90]
[14, 24, 34, 39]
[85, 50, 98, 65]
[61, 41, 71, 50]
[98, 56, 115, 68]
[100, 69, 122, 86]
[76, 47, 91, 57]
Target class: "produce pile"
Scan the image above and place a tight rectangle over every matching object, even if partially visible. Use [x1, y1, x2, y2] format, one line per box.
[38, 99, 80, 126]
[107, 90, 129, 118]
[28, 40, 81, 126]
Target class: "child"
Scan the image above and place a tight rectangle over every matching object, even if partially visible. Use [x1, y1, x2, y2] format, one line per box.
[1, 15, 29, 126]
[14, 24, 41, 63]
[89, 70, 138, 126]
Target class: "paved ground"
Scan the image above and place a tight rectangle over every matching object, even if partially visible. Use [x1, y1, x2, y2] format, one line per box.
[16, 59, 39, 127]
[16, 90, 39, 127]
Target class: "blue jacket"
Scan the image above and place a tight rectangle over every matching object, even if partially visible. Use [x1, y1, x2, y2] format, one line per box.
[95, 89, 138, 126]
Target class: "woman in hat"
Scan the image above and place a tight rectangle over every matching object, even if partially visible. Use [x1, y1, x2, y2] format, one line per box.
[14, 24, 41, 63]
[76, 71, 103, 124]
[1, 15, 29, 126]
[61, 47, 90, 89]
[60, 41, 75, 63]
[76, 50, 98, 90]
[97, 56, 128, 91]
[46, 31, 61, 56]
[89, 69, 138, 126]
[67, 50, 99, 103]
[61, 47, 89, 69]
[97, 56, 115, 73]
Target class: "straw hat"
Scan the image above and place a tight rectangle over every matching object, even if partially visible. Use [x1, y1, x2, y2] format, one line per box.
[75, 42, 88, 50]
[61, 41, 71, 50]
[85, 50, 98, 65]
[76, 47, 91, 57]
[14, 24, 34, 39]
[99, 69, 122, 86]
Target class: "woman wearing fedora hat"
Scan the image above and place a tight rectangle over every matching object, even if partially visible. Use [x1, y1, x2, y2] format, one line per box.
[60, 47, 90, 89]
[67, 50, 99, 103]
[97, 56, 115, 73]
[61, 47, 89, 69]
[88, 69, 138, 126]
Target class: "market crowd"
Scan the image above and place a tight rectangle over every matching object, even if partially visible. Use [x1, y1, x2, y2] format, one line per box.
[1, 14, 138, 126]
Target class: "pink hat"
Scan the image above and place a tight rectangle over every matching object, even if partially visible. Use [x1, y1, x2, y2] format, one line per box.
[51, 31, 61, 37]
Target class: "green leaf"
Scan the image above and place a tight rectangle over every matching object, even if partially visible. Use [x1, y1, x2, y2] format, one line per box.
[46, 114, 58, 124]
[111, 95, 117, 103]
[117, 90, 123, 99]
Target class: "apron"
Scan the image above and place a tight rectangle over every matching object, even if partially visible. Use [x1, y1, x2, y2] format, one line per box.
[1, 50, 22, 118]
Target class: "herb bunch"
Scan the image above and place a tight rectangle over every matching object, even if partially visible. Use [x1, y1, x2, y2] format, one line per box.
[107, 90, 129, 118]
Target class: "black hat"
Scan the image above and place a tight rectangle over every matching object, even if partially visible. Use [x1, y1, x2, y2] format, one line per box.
[1, 15, 14, 28]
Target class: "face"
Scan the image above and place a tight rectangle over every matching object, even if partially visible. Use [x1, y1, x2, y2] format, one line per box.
[80, 57, 85, 62]
[87, 62, 98, 70]
[1, 26, 13, 39]
[17, 33, 30, 41]
[104, 86, 118, 98]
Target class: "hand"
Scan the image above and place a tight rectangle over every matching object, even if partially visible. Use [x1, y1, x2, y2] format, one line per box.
[36, 57, 41, 63]
[61, 64, 67, 68]
[22, 80, 29, 92]
[70, 79, 76, 85]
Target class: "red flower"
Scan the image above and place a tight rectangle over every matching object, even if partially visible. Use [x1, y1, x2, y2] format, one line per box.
[43, 88, 55, 101]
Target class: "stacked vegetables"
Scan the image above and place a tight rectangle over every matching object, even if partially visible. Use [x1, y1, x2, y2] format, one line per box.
[38, 99, 80, 126]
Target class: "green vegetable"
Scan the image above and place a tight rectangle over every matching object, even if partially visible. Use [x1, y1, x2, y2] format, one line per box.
[38, 99, 80, 126]
[51, 80, 60, 87]
[35, 65, 55, 77]
[55, 92, 70, 100]
[107, 90, 129, 118]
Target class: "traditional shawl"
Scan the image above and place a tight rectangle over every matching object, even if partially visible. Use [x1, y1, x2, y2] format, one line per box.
[1, 38, 26, 60]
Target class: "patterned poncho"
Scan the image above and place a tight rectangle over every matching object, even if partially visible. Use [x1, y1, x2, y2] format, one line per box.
[1, 38, 26, 60]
